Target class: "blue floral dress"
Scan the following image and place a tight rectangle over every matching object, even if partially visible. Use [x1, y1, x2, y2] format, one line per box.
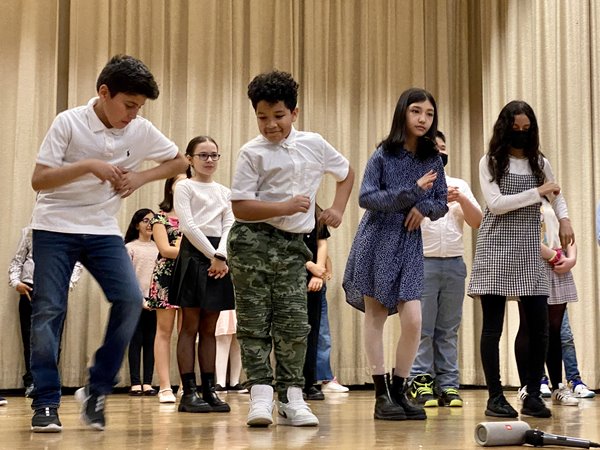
[343, 147, 448, 314]
[147, 212, 181, 309]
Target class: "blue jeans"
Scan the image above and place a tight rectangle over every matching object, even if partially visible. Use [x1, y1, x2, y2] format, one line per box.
[31, 231, 143, 409]
[411, 257, 466, 389]
[316, 286, 334, 382]
[560, 309, 580, 382]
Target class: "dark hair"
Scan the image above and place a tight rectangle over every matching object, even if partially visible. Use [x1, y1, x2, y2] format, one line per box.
[96, 55, 159, 99]
[124, 208, 155, 244]
[436, 130, 446, 142]
[248, 70, 299, 111]
[158, 176, 184, 212]
[487, 100, 544, 185]
[184, 135, 219, 177]
[379, 88, 438, 161]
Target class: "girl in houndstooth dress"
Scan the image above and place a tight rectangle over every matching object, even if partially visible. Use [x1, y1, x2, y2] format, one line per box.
[344, 88, 448, 421]
[467, 101, 574, 419]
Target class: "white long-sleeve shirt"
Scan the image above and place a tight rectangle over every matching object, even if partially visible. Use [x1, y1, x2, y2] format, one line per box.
[173, 179, 234, 259]
[478, 154, 568, 219]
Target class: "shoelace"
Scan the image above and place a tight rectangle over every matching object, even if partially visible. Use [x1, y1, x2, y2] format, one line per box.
[414, 385, 434, 396]
[444, 388, 459, 396]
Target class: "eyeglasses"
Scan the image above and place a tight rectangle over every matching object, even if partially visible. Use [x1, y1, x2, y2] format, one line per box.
[192, 153, 221, 161]
[141, 218, 151, 224]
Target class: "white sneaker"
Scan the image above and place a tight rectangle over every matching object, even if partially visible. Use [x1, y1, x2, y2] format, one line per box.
[570, 380, 596, 398]
[516, 386, 528, 404]
[278, 386, 319, 427]
[552, 383, 579, 406]
[247, 385, 274, 427]
[321, 379, 349, 393]
[158, 388, 176, 403]
[539, 380, 552, 398]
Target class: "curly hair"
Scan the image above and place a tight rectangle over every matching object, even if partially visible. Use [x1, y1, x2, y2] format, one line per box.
[379, 88, 438, 161]
[247, 70, 299, 111]
[124, 208, 155, 244]
[487, 100, 545, 185]
[96, 54, 159, 99]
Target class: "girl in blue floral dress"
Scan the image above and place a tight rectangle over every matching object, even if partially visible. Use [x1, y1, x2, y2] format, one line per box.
[344, 88, 448, 421]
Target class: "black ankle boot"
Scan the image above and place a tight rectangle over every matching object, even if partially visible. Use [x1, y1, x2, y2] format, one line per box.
[201, 373, 230, 412]
[372, 374, 406, 420]
[178, 373, 211, 413]
[392, 376, 427, 420]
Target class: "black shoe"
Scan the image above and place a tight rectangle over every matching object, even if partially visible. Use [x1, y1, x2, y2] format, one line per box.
[179, 392, 212, 413]
[0, 396, 7, 406]
[142, 387, 157, 396]
[201, 373, 231, 412]
[392, 376, 427, 420]
[75, 386, 106, 430]
[304, 385, 325, 401]
[438, 388, 463, 407]
[372, 374, 406, 421]
[485, 394, 518, 418]
[408, 374, 438, 407]
[228, 383, 248, 393]
[521, 394, 552, 418]
[31, 407, 62, 433]
[214, 384, 227, 392]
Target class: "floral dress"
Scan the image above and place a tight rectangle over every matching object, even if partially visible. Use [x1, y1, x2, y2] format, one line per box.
[147, 212, 180, 309]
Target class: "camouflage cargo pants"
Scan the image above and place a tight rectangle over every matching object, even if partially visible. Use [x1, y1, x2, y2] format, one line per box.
[227, 222, 311, 401]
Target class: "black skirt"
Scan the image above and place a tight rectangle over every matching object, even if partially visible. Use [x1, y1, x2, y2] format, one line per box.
[169, 235, 235, 310]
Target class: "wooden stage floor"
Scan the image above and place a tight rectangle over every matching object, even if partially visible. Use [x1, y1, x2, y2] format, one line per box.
[0, 388, 599, 449]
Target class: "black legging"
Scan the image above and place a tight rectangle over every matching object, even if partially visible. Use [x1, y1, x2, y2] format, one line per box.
[177, 307, 220, 374]
[480, 295, 548, 398]
[515, 302, 565, 390]
[128, 309, 157, 385]
[303, 288, 322, 388]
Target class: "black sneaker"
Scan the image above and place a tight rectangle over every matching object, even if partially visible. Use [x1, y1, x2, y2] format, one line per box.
[303, 386, 325, 401]
[521, 394, 552, 418]
[31, 407, 62, 432]
[438, 388, 463, 407]
[75, 386, 106, 430]
[408, 374, 438, 407]
[214, 384, 227, 392]
[485, 394, 518, 418]
[25, 384, 35, 398]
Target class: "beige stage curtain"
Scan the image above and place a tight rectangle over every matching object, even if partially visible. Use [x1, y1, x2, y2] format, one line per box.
[1, 0, 599, 391]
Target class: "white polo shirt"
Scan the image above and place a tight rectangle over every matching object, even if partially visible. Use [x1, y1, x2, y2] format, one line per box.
[231, 126, 350, 233]
[421, 176, 481, 257]
[31, 97, 178, 235]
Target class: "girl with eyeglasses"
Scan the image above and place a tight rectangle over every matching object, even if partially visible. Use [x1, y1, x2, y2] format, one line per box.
[169, 135, 235, 413]
[124, 208, 158, 396]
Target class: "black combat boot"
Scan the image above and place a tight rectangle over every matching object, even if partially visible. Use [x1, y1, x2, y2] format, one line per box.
[178, 373, 211, 413]
[392, 375, 427, 420]
[201, 373, 231, 412]
[372, 373, 406, 420]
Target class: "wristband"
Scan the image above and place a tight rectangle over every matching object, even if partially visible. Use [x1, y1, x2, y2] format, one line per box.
[214, 254, 227, 261]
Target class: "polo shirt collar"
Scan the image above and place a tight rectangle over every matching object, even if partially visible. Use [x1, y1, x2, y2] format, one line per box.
[85, 97, 125, 136]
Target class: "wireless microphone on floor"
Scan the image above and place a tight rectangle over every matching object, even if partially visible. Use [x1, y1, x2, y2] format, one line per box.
[474, 421, 531, 446]
[524, 429, 600, 448]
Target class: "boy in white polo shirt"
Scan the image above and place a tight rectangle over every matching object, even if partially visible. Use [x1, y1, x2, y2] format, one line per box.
[409, 131, 482, 407]
[227, 70, 354, 427]
[29, 55, 187, 433]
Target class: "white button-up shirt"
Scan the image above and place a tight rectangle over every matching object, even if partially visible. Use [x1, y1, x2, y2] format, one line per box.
[231, 126, 349, 233]
[31, 97, 178, 236]
[421, 176, 481, 257]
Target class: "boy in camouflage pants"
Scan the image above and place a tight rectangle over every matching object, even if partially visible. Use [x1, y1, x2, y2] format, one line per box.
[228, 70, 354, 427]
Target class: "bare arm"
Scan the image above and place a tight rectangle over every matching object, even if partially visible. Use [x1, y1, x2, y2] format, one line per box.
[231, 195, 310, 221]
[31, 160, 123, 191]
[116, 153, 188, 197]
[153, 223, 180, 259]
[320, 166, 355, 228]
[454, 190, 483, 229]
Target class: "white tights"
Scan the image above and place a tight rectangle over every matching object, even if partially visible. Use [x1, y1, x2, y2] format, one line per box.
[215, 334, 242, 387]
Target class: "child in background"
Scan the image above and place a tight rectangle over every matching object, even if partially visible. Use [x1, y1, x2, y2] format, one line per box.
[228, 70, 354, 427]
[9, 226, 83, 398]
[124, 209, 159, 396]
[170, 136, 235, 414]
[344, 88, 447, 421]
[215, 310, 246, 393]
[147, 174, 187, 404]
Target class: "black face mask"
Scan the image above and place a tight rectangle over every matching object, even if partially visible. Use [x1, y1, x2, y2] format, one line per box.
[439, 153, 448, 167]
[510, 130, 530, 149]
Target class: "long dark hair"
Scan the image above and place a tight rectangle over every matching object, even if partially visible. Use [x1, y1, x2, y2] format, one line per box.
[158, 176, 184, 212]
[487, 100, 545, 185]
[185, 135, 219, 178]
[124, 208, 155, 244]
[379, 87, 438, 161]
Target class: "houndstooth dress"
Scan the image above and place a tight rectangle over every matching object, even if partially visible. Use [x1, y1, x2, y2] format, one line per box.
[468, 172, 549, 298]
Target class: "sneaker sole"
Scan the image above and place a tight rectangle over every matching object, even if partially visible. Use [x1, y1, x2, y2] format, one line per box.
[74, 388, 105, 431]
[423, 399, 438, 407]
[485, 409, 518, 418]
[31, 424, 62, 433]
[520, 408, 552, 418]
[445, 399, 463, 407]
[247, 415, 274, 427]
[277, 416, 319, 426]
[374, 411, 407, 421]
